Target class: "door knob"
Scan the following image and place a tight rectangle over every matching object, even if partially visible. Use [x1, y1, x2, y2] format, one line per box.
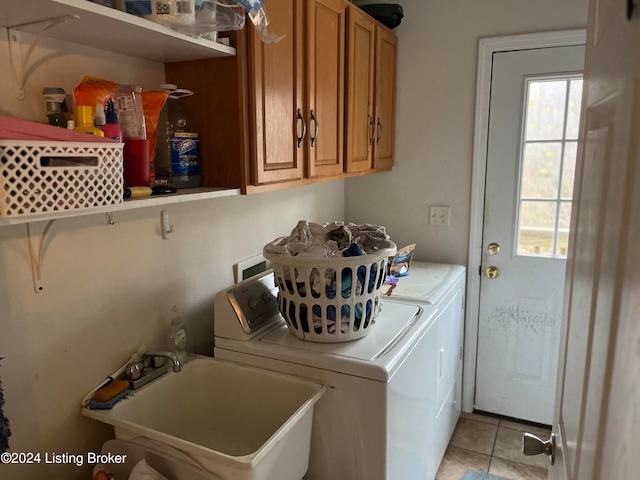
[485, 266, 500, 279]
[488, 242, 501, 255]
[522, 432, 556, 466]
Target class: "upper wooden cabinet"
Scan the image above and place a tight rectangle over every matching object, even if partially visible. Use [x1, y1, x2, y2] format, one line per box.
[248, 0, 346, 184]
[248, 0, 304, 185]
[345, 5, 397, 173]
[345, 4, 376, 174]
[166, 0, 395, 194]
[373, 25, 398, 170]
[307, 0, 346, 178]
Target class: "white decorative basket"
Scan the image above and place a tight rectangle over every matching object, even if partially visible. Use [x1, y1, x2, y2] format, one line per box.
[264, 239, 397, 343]
[0, 140, 124, 217]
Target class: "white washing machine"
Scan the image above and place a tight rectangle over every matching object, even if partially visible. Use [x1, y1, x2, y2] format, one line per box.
[382, 262, 467, 479]
[214, 270, 442, 480]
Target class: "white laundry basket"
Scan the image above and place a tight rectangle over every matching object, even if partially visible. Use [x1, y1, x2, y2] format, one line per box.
[264, 239, 397, 343]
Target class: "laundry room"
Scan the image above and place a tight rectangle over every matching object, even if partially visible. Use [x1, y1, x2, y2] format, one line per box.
[0, 0, 594, 479]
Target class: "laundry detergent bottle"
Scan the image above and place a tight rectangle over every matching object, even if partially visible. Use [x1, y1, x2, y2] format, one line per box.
[155, 84, 200, 188]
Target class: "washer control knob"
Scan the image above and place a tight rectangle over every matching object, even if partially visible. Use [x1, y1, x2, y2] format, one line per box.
[248, 297, 259, 310]
[262, 292, 272, 303]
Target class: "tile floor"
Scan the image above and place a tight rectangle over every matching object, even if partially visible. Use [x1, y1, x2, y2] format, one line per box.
[435, 412, 552, 480]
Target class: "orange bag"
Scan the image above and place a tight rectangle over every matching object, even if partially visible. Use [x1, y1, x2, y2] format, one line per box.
[73, 76, 169, 182]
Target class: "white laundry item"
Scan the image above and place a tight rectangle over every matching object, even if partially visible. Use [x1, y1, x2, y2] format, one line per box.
[128, 458, 170, 480]
[265, 220, 389, 258]
[268, 220, 334, 257]
[350, 224, 389, 253]
[312, 312, 351, 334]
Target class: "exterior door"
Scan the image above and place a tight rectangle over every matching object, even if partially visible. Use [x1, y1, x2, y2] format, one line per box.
[475, 46, 585, 424]
[544, 0, 640, 477]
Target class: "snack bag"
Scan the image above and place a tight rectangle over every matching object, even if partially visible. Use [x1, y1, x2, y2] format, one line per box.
[388, 244, 416, 277]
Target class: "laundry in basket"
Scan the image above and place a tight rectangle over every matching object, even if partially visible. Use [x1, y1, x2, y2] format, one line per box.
[264, 221, 397, 343]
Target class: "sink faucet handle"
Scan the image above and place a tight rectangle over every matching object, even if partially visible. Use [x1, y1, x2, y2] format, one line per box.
[144, 351, 182, 372]
[125, 362, 143, 380]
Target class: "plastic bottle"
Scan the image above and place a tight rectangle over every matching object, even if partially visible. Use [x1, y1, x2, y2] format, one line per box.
[113, 85, 146, 140]
[101, 100, 123, 142]
[46, 102, 67, 128]
[94, 103, 106, 129]
[155, 84, 201, 188]
[167, 306, 187, 364]
[75, 106, 105, 137]
[42, 87, 68, 128]
[170, 119, 201, 189]
[154, 84, 176, 182]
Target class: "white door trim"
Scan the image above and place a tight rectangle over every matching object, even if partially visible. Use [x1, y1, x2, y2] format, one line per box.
[463, 29, 587, 414]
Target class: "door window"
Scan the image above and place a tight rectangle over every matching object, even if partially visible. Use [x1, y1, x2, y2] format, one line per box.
[516, 77, 583, 257]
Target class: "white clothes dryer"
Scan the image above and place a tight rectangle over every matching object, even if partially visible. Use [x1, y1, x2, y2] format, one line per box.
[214, 270, 440, 480]
[382, 262, 467, 479]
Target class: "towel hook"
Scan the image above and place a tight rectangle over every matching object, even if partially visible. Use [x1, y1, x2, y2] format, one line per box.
[161, 210, 174, 240]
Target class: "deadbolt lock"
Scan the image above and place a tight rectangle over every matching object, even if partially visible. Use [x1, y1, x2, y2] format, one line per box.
[485, 266, 500, 279]
[488, 242, 501, 255]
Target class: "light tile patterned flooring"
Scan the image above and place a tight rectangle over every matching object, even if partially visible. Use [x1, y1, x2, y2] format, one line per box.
[435, 412, 552, 480]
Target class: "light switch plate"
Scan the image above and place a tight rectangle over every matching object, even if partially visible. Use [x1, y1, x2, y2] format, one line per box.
[429, 205, 451, 226]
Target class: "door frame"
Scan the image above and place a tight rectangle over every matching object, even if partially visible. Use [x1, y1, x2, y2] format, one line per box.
[463, 29, 587, 413]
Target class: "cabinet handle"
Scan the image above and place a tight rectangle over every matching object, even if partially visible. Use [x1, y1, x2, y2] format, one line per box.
[368, 115, 375, 145]
[297, 108, 307, 148]
[310, 110, 320, 148]
[376, 118, 383, 145]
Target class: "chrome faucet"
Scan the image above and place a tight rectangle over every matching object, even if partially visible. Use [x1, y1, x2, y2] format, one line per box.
[144, 351, 182, 372]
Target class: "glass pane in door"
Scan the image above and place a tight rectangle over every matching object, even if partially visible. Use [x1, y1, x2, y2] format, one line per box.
[517, 76, 583, 257]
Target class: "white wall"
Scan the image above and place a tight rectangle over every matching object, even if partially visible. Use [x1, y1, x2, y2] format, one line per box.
[0, 32, 345, 479]
[345, 0, 589, 265]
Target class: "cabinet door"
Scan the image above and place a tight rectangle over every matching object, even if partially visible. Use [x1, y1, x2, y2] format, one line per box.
[345, 5, 375, 173]
[248, 0, 305, 185]
[307, 0, 345, 178]
[373, 25, 397, 170]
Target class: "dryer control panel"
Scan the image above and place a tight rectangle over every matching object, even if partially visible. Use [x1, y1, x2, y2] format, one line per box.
[226, 272, 280, 335]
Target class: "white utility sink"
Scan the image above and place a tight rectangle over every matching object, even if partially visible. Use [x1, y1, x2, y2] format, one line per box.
[82, 355, 325, 480]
